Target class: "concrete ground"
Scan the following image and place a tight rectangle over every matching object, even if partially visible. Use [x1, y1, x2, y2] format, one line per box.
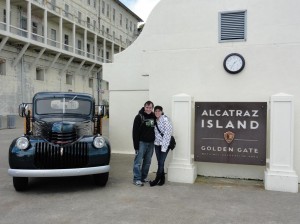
[0, 117, 300, 224]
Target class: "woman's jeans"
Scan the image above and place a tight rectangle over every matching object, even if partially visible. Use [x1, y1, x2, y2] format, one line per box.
[154, 145, 169, 177]
[133, 141, 154, 182]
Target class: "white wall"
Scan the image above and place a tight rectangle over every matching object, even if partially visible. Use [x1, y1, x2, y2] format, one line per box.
[103, 0, 300, 181]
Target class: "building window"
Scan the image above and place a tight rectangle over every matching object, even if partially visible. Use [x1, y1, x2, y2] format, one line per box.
[64, 4, 69, 17]
[219, 10, 247, 42]
[0, 58, 6, 75]
[50, 29, 56, 47]
[21, 17, 27, 37]
[87, 17, 90, 28]
[78, 11, 82, 24]
[126, 18, 128, 30]
[66, 73, 72, 85]
[88, 0, 91, 5]
[134, 24, 137, 33]
[106, 4, 109, 17]
[130, 21, 132, 32]
[106, 51, 109, 61]
[3, 9, 6, 23]
[113, 8, 115, 21]
[32, 22, 38, 40]
[93, 20, 96, 31]
[77, 39, 82, 55]
[98, 48, 101, 60]
[36, 68, 44, 81]
[89, 78, 93, 88]
[64, 34, 69, 50]
[50, 0, 56, 11]
[21, 17, 27, 29]
[120, 13, 122, 26]
[102, 1, 105, 14]
[102, 25, 105, 35]
[87, 43, 90, 58]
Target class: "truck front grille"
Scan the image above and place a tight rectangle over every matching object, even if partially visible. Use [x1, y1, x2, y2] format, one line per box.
[34, 142, 88, 169]
[51, 130, 77, 144]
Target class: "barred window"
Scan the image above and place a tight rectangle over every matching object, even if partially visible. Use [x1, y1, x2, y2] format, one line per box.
[0, 58, 6, 75]
[66, 73, 73, 85]
[89, 78, 93, 88]
[36, 68, 45, 81]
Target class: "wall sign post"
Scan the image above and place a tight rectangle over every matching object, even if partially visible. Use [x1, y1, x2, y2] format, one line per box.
[264, 93, 298, 193]
[194, 102, 267, 165]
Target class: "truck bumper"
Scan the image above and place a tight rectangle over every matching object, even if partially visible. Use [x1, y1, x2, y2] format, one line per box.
[8, 165, 110, 177]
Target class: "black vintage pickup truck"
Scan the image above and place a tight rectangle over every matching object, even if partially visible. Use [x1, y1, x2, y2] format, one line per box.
[8, 92, 111, 191]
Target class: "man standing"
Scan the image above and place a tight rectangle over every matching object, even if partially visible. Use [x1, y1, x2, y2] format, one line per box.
[132, 101, 156, 186]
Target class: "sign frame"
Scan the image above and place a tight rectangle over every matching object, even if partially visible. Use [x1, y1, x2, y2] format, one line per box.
[194, 102, 267, 166]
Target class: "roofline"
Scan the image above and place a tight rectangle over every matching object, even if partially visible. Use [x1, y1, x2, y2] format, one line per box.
[114, 0, 144, 22]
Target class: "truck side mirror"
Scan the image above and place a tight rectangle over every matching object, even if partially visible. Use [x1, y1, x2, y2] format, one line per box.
[96, 105, 105, 116]
[18, 103, 29, 117]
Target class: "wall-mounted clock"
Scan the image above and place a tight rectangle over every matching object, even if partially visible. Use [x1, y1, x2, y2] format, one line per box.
[223, 53, 245, 74]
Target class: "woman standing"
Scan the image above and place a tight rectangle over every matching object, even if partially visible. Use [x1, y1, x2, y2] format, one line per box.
[150, 105, 173, 187]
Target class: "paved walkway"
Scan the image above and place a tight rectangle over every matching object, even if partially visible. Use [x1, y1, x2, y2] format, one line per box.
[0, 117, 299, 224]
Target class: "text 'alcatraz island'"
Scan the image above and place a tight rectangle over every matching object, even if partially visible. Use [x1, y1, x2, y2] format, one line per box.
[200, 109, 259, 129]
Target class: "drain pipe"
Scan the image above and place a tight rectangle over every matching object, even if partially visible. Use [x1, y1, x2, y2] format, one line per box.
[21, 55, 24, 103]
[97, 68, 102, 105]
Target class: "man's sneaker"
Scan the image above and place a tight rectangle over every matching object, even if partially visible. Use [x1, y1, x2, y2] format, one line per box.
[133, 180, 144, 187]
[142, 178, 150, 183]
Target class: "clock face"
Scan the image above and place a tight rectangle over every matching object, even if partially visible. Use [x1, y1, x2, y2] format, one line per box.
[223, 53, 245, 74]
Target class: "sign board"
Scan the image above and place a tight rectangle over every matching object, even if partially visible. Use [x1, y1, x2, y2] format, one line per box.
[194, 102, 267, 165]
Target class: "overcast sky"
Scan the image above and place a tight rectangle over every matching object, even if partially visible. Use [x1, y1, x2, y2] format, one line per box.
[119, 0, 160, 21]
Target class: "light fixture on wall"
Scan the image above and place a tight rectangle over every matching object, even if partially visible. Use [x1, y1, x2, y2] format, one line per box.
[141, 74, 149, 77]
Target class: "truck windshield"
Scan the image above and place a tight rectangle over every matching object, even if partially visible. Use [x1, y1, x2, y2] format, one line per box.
[36, 97, 92, 115]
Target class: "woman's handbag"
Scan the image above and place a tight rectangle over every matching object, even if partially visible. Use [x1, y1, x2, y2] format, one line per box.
[155, 123, 176, 150]
[168, 136, 176, 150]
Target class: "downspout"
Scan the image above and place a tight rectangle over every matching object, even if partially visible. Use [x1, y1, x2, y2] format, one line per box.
[21, 56, 24, 102]
[19, 6, 24, 102]
[97, 68, 102, 105]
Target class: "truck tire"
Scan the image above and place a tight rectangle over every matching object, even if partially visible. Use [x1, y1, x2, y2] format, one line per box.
[13, 177, 28, 191]
[93, 172, 109, 186]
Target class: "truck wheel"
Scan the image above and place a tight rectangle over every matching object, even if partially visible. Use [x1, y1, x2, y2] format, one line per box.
[13, 177, 28, 191]
[93, 172, 109, 186]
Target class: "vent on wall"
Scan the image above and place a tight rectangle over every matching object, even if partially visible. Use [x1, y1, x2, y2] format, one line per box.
[219, 11, 247, 42]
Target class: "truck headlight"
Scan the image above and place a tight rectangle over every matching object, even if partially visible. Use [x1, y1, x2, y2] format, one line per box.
[16, 137, 29, 150]
[93, 136, 105, 148]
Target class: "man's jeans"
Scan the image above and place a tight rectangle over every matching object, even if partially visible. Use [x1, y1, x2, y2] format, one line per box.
[154, 145, 169, 176]
[133, 141, 154, 182]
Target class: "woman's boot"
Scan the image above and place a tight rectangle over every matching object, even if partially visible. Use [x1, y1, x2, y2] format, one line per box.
[158, 173, 165, 186]
[150, 174, 161, 187]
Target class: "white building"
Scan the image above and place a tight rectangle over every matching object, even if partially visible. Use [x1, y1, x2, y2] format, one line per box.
[0, 0, 142, 115]
[104, 0, 300, 192]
